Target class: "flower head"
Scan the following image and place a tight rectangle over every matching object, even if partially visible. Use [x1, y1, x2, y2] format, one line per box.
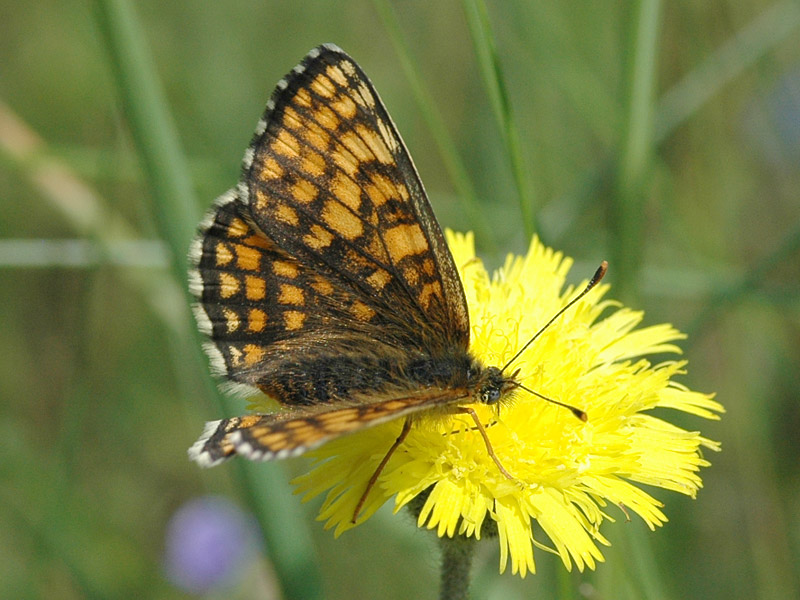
[164, 496, 260, 592]
[292, 233, 722, 577]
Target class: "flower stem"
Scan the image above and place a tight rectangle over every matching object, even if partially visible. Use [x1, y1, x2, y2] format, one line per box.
[439, 535, 476, 600]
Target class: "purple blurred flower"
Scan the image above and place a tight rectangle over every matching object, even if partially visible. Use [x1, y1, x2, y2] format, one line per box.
[164, 496, 260, 593]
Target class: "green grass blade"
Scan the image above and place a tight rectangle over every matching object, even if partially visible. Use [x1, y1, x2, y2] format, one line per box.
[610, 5, 666, 596]
[462, 0, 536, 239]
[91, 1, 323, 598]
[610, 0, 661, 303]
[90, 0, 196, 278]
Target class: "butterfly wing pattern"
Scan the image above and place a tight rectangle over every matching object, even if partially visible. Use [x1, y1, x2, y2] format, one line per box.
[188, 44, 503, 468]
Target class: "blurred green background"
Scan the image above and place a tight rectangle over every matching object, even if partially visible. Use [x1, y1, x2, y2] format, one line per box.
[2, 1, 799, 599]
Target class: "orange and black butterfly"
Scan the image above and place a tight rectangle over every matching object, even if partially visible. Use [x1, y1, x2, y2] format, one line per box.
[188, 45, 601, 513]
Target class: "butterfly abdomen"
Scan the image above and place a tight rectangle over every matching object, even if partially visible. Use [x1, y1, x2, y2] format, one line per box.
[259, 351, 482, 406]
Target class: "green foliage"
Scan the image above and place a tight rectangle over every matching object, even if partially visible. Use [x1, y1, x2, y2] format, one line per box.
[1, 1, 799, 598]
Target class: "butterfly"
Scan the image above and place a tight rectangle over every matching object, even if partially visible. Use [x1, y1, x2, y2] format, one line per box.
[187, 44, 602, 518]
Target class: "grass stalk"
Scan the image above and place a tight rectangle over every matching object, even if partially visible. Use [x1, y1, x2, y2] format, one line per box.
[610, 0, 661, 303]
[90, 1, 323, 597]
[462, 0, 536, 239]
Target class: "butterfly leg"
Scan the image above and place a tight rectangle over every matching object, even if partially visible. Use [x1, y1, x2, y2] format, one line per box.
[352, 417, 413, 523]
[445, 419, 498, 435]
[454, 407, 515, 480]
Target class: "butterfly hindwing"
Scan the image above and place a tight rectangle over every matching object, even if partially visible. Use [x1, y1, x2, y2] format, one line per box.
[189, 387, 470, 466]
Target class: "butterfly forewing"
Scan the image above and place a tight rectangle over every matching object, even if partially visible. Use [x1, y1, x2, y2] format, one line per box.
[241, 44, 469, 352]
[191, 189, 420, 387]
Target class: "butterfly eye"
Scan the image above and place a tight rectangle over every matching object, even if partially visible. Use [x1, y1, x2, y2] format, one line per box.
[481, 387, 502, 404]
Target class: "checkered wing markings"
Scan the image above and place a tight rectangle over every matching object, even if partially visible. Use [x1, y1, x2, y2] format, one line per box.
[195, 388, 470, 462]
[243, 45, 469, 353]
[192, 195, 407, 383]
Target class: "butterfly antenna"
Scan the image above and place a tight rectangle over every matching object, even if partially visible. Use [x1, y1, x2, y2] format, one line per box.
[501, 261, 608, 373]
[517, 383, 587, 421]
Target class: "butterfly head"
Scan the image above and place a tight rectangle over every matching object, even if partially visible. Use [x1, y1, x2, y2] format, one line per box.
[477, 366, 520, 405]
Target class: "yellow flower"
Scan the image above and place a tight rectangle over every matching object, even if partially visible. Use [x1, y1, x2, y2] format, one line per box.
[292, 232, 723, 577]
